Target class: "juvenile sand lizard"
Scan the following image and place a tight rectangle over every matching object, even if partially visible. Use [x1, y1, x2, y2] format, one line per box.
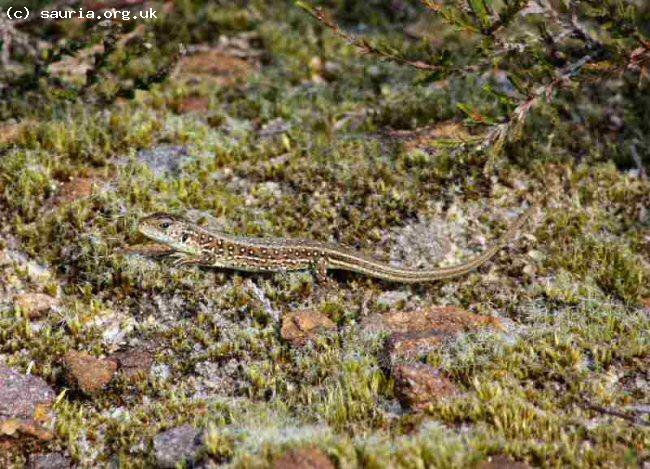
[137, 207, 533, 283]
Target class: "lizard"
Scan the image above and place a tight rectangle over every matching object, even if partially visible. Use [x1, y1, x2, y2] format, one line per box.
[136, 206, 533, 284]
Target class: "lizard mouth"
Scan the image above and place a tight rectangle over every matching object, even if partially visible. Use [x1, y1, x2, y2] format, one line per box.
[137, 224, 201, 256]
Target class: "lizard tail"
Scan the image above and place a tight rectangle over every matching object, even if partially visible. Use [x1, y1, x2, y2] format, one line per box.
[328, 205, 534, 283]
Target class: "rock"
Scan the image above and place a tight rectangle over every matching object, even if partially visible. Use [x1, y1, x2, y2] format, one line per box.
[281, 311, 336, 346]
[362, 306, 502, 335]
[273, 447, 335, 469]
[29, 452, 71, 469]
[110, 348, 153, 378]
[0, 365, 55, 441]
[0, 365, 55, 420]
[362, 306, 502, 363]
[63, 351, 117, 394]
[392, 363, 458, 411]
[477, 455, 531, 469]
[153, 424, 204, 469]
[13, 293, 59, 319]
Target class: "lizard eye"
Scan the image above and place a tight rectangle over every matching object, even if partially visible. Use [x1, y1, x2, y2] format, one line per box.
[180, 233, 190, 243]
[159, 221, 172, 230]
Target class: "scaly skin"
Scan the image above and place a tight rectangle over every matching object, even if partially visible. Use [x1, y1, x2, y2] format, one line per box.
[137, 207, 533, 283]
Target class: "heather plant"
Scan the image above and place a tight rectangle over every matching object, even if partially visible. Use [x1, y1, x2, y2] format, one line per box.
[298, 0, 650, 173]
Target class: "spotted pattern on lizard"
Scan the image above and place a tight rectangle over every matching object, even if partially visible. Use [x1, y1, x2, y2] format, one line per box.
[136, 207, 533, 284]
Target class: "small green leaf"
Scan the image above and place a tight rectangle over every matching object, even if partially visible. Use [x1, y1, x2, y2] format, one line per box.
[468, 0, 492, 30]
[457, 103, 495, 124]
[294, 0, 317, 15]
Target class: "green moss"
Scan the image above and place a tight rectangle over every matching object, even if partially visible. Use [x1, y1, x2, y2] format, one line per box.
[539, 210, 649, 303]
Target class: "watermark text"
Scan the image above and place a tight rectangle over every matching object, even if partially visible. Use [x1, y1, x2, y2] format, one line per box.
[2, 6, 157, 22]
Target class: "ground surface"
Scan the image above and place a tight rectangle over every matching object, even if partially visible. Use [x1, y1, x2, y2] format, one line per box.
[0, 1, 648, 468]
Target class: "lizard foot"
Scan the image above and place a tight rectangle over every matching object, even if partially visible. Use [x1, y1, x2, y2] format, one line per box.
[313, 257, 335, 289]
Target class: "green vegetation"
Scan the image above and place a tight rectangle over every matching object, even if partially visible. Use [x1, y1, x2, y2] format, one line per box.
[0, 0, 648, 467]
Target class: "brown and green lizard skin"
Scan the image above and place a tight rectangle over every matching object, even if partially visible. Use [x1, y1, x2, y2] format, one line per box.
[137, 207, 533, 283]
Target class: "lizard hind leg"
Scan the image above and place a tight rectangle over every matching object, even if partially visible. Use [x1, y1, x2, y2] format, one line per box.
[169, 252, 203, 267]
[313, 257, 333, 286]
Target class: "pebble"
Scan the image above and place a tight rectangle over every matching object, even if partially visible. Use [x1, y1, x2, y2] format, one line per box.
[361, 306, 502, 364]
[29, 453, 71, 469]
[63, 351, 117, 394]
[0, 365, 55, 441]
[153, 424, 204, 468]
[280, 311, 336, 346]
[110, 348, 153, 379]
[13, 293, 58, 319]
[392, 363, 458, 412]
[272, 447, 335, 469]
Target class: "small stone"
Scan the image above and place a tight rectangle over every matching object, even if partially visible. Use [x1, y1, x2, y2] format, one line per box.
[63, 351, 117, 394]
[477, 455, 531, 469]
[29, 452, 71, 469]
[362, 306, 502, 363]
[0, 365, 55, 421]
[0, 365, 55, 441]
[362, 306, 502, 335]
[392, 363, 458, 411]
[281, 311, 336, 346]
[110, 348, 153, 378]
[13, 293, 59, 319]
[273, 447, 335, 469]
[153, 424, 204, 469]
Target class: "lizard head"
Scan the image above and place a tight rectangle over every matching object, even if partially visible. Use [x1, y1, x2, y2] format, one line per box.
[137, 212, 201, 255]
